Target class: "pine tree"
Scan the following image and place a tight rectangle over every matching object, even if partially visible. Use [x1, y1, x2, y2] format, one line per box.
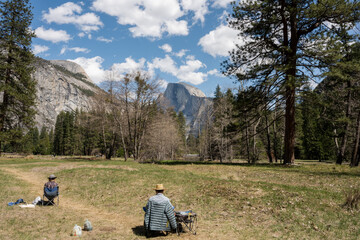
[39, 126, 50, 155]
[31, 127, 39, 154]
[223, 0, 360, 164]
[0, 0, 36, 154]
[53, 112, 65, 155]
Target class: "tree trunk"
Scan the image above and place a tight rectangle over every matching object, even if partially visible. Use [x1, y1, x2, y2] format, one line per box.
[265, 112, 273, 163]
[284, 85, 296, 164]
[272, 108, 278, 163]
[252, 118, 261, 163]
[245, 122, 250, 163]
[351, 111, 360, 166]
[336, 80, 352, 165]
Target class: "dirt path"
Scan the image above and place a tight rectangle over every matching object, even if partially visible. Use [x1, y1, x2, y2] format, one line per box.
[1, 165, 142, 239]
[0, 164, 199, 239]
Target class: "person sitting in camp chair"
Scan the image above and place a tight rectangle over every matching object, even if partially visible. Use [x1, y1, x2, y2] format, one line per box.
[42, 174, 59, 206]
[144, 184, 177, 237]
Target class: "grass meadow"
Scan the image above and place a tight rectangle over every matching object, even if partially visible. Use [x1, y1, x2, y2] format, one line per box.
[0, 156, 359, 239]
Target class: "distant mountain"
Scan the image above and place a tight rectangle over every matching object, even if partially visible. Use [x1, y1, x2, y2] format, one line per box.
[32, 60, 212, 135]
[33, 58, 102, 130]
[160, 82, 213, 135]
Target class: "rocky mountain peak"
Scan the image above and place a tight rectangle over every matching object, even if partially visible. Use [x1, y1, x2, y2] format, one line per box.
[161, 82, 212, 135]
[49, 60, 92, 82]
[33, 58, 101, 130]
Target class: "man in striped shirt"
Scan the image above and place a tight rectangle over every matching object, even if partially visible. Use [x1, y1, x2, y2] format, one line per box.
[144, 184, 177, 235]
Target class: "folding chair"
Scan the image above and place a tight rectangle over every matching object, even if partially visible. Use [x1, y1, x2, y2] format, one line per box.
[175, 210, 197, 235]
[42, 186, 59, 206]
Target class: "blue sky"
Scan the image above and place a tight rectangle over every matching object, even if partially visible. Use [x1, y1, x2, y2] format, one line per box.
[30, 0, 244, 97]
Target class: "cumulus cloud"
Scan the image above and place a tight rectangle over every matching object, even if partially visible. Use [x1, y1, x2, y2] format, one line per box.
[43, 2, 103, 33]
[149, 55, 208, 85]
[111, 57, 146, 75]
[198, 24, 243, 57]
[159, 44, 172, 53]
[97, 36, 113, 43]
[33, 45, 49, 55]
[60, 46, 90, 55]
[175, 49, 188, 58]
[181, 0, 208, 23]
[78, 32, 85, 38]
[35, 27, 71, 43]
[69, 56, 106, 84]
[67, 54, 213, 86]
[157, 79, 169, 89]
[92, 0, 189, 38]
[212, 0, 233, 8]
[207, 68, 223, 77]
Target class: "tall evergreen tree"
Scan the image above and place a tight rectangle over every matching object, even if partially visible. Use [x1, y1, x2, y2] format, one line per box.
[0, 0, 36, 154]
[38, 126, 50, 155]
[53, 112, 65, 155]
[223, 0, 360, 164]
[176, 111, 186, 147]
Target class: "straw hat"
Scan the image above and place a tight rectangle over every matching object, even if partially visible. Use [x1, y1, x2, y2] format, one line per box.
[154, 184, 165, 191]
[48, 174, 57, 179]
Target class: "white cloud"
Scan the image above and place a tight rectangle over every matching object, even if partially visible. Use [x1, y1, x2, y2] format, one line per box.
[198, 24, 243, 57]
[60, 47, 67, 55]
[35, 26, 71, 43]
[158, 79, 169, 89]
[69, 56, 106, 84]
[33, 45, 49, 55]
[92, 0, 189, 38]
[61, 46, 90, 55]
[97, 36, 113, 43]
[78, 32, 85, 38]
[181, 0, 208, 23]
[159, 44, 172, 53]
[165, 20, 189, 36]
[67, 53, 212, 86]
[149, 55, 208, 85]
[212, 0, 233, 8]
[111, 57, 146, 75]
[175, 49, 188, 58]
[207, 68, 223, 77]
[43, 2, 103, 33]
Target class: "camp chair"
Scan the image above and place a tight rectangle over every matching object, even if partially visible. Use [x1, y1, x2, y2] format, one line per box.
[42, 186, 59, 206]
[175, 210, 197, 235]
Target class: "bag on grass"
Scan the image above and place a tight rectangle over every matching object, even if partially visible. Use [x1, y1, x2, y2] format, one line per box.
[84, 219, 93, 231]
[71, 224, 82, 237]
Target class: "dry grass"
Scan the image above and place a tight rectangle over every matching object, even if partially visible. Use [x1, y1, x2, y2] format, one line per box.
[0, 157, 360, 239]
[343, 188, 360, 210]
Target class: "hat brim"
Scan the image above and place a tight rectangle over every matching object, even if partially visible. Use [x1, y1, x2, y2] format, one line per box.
[154, 188, 165, 190]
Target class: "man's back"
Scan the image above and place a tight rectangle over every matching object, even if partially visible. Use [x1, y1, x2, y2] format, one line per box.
[144, 193, 177, 232]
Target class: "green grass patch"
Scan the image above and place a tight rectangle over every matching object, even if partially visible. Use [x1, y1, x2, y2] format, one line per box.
[1, 158, 360, 239]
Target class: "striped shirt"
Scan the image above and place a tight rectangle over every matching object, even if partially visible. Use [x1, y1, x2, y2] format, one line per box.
[144, 193, 177, 231]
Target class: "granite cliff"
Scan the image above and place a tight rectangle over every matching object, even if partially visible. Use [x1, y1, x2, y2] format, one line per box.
[33, 58, 101, 129]
[32, 59, 211, 134]
[160, 82, 213, 135]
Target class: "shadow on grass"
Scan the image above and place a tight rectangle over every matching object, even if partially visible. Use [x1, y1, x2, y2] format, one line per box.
[132, 225, 145, 237]
[150, 160, 287, 168]
[147, 160, 360, 177]
[132, 226, 174, 238]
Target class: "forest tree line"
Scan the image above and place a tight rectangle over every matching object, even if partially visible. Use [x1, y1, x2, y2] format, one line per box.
[2, 0, 360, 167]
[3, 53, 360, 167]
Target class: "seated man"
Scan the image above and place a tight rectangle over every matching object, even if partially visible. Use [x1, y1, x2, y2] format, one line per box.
[43, 174, 59, 203]
[144, 184, 177, 235]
